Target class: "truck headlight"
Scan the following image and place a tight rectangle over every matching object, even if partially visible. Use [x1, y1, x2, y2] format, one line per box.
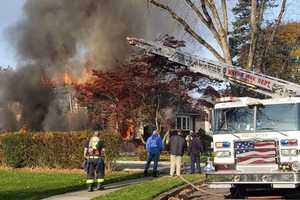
[281, 149, 298, 156]
[215, 151, 231, 157]
[291, 161, 300, 172]
[215, 142, 230, 148]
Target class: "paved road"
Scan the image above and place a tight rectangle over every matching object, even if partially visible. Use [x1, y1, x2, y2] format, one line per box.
[115, 160, 170, 172]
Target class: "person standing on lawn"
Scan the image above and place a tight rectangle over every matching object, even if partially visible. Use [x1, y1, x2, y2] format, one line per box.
[144, 129, 163, 177]
[84, 131, 105, 192]
[169, 129, 186, 176]
[188, 131, 203, 174]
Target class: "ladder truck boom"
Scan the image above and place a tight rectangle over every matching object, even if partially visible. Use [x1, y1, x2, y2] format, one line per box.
[127, 37, 300, 98]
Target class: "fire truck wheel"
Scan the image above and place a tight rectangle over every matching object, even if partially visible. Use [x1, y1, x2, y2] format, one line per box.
[230, 185, 246, 198]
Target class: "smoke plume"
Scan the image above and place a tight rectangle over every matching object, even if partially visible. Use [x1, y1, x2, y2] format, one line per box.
[1, 0, 175, 131]
[12, 0, 174, 68]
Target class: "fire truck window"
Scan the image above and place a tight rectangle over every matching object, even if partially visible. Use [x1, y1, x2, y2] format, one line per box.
[215, 107, 254, 133]
[256, 103, 300, 131]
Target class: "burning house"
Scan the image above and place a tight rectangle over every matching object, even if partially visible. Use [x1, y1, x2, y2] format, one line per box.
[0, 0, 213, 137]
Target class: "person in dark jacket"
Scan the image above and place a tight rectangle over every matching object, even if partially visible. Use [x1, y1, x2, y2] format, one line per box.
[144, 130, 163, 177]
[169, 130, 186, 176]
[188, 131, 203, 173]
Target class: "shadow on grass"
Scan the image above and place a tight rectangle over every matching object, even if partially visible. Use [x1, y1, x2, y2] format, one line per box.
[0, 172, 145, 200]
[0, 184, 85, 200]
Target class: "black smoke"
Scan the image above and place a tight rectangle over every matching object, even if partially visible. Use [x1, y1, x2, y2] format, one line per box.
[0, 0, 174, 131]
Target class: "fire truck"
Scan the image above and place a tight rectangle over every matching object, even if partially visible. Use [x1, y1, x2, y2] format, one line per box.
[127, 37, 300, 192]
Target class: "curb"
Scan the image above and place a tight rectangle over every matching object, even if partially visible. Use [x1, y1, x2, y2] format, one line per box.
[153, 180, 203, 200]
[116, 161, 170, 165]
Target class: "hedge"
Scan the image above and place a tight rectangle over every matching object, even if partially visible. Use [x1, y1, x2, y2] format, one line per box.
[0, 131, 121, 169]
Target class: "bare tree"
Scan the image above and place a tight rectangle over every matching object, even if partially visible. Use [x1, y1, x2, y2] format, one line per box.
[148, 0, 288, 71]
[149, 0, 232, 64]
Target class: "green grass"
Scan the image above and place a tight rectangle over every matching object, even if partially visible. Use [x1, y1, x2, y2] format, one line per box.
[0, 169, 143, 200]
[94, 174, 204, 200]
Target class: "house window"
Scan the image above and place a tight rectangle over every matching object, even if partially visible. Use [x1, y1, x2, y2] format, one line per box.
[176, 116, 191, 130]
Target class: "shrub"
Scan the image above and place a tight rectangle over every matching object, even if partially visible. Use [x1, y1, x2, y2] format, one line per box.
[99, 132, 122, 172]
[0, 131, 91, 168]
[137, 146, 147, 161]
[199, 132, 213, 153]
[0, 133, 33, 168]
[0, 131, 124, 169]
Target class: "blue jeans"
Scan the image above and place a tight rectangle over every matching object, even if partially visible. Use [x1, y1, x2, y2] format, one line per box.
[144, 152, 160, 173]
[190, 153, 201, 173]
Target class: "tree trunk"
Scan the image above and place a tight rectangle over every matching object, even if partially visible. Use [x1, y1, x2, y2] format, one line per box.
[220, 36, 232, 65]
[247, 0, 258, 70]
[155, 95, 161, 132]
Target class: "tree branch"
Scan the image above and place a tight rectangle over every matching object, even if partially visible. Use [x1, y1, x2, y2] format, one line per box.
[221, 0, 228, 35]
[257, 0, 267, 29]
[200, 0, 213, 24]
[184, 0, 222, 45]
[206, 0, 226, 34]
[206, 0, 232, 64]
[149, 0, 225, 62]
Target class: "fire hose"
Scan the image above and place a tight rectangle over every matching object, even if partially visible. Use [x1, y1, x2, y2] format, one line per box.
[178, 175, 224, 197]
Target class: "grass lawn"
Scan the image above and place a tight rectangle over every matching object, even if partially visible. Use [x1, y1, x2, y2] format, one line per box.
[94, 174, 204, 200]
[0, 169, 143, 200]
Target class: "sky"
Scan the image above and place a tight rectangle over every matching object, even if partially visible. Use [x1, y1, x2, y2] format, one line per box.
[0, 0, 299, 67]
[0, 0, 25, 67]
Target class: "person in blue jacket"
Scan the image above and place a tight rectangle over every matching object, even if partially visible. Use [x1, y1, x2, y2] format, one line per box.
[144, 129, 163, 177]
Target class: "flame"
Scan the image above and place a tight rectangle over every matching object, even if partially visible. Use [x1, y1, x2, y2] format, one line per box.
[50, 62, 94, 87]
[19, 123, 29, 134]
[63, 73, 74, 85]
[122, 119, 135, 140]
[61, 67, 92, 86]
[77, 67, 92, 84]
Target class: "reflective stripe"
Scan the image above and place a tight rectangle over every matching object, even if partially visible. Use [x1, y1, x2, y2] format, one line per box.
[86, 179, 94, 184]
[97, 179, 104, 183]
[88, 156, 100, 159]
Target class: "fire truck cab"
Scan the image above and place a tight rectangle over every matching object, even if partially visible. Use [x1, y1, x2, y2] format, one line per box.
[206, 96, 300, 190]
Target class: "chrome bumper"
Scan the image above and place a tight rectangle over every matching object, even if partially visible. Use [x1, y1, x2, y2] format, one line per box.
[206, 171, 300, 188]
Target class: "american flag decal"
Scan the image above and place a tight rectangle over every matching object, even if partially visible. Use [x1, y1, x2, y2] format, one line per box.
[235, 140, 277, 165]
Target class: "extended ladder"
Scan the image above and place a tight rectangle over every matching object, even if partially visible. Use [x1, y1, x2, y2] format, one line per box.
[127, 37, 300, 98]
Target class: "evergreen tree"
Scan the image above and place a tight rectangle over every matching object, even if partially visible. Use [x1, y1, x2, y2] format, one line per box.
[230, 0, 251, 66]
[230, 0, 277, 67]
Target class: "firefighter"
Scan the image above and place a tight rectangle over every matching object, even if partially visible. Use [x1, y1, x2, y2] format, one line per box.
[84, 131, 105, 192]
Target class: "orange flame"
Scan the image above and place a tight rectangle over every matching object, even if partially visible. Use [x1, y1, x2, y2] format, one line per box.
[122, 119, 135, 140]
[63, 73, 74, 85]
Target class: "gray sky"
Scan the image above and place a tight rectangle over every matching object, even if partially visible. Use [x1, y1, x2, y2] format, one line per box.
[0, 0, 299, 67]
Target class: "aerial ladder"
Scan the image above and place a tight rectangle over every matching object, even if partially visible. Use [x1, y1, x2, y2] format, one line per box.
[127, 37, 300, 98]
